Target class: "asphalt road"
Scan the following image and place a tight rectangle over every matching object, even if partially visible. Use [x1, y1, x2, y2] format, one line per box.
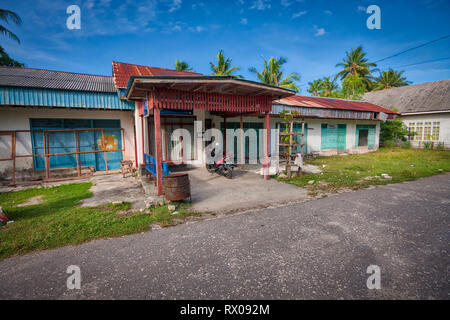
[0, 174, 449, 299]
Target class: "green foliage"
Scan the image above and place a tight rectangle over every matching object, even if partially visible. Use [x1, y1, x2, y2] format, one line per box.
[307, 79, 322, 96]
[0, 46, 24, 67]
[278, 148, 450, 192]
[342, 73, 367, 99]
[319, 75, 340, 97]
[380, 120, 410, 144]
[383, 140, 397, 148]
[374, 68, 411, 90]
[249, 56, 301, 92]
[209, 50, 242, 78]
[0, 8, 21, 44]
[175, 60, 194, 72]
[0, 183, 200, 260]
[336, 46, 377, 90]
[402, 140, 412, 149]
[436, 142, 445, 151]
[423, 141, 432, 150]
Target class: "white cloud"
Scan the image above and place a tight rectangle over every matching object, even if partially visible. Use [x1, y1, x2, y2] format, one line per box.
[313, 25, 326, 36]
[281, 0, 291, 6]
[240, 18, 248, 24]
[169, 0, 182, 12]
[250, 0, 271, 10]
[324, 10, 333, 15]
[357, 5, 366, 12]
[292, 11, 307, 19]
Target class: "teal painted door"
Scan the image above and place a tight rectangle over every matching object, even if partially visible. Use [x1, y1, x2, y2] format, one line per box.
[321, 124, 346, 151]
[221, 122, 264, 161]
[293, 123, 308, 154]
[356, 125, 376, 149]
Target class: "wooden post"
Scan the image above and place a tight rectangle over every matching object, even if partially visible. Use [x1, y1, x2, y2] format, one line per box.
[101, 128, 108, 173]
[11, 132, 16, 184]
[263, 112, 270, 180]
[240, 115, 244, 168]
[223, 115, 227, 158]
[43, 130, 49, 179]
[154, 107, 163, 195]
[287, 121, 294, 179]
[74, 131, 81, 177]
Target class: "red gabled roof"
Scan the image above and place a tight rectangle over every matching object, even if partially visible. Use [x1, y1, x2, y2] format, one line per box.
[112, 61, 203, 88]
[274, 95, 398, 114]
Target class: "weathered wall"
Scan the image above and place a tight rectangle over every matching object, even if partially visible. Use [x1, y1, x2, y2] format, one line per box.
[399, 112, 450, 149]
[0, 106, 135, 180]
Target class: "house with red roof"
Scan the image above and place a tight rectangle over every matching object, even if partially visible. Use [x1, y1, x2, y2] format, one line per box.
[0, 61, 396, 192]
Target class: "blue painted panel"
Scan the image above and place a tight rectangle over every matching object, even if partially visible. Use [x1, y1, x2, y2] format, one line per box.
[0, 87, 135, 110]
[30, 118, 123, 171]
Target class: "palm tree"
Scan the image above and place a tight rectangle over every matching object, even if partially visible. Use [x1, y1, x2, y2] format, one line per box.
[320, 76, 339, 97]
[175, 60, 194, 72]
[307, 79, 322, 96]
[209, 50, 242, 78]
[249, 56, 301, 92]
[335, 46, 377, 89]
[0, 9, 21, 44]
[373, 68, 411, 90]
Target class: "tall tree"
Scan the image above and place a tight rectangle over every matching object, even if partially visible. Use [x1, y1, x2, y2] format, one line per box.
[249, 56, 301, 92]
[0, 9, 21, 44]
[307, 79, 322, 96]
[374, 68, 411, 90]
[0, 8, 24, 67]
[342, 73, 367, 100]
[319, 76, 339, 97]
[175, 60, 194, 72]
[209, 50, 242, 78]
[335, 46, 377, 89]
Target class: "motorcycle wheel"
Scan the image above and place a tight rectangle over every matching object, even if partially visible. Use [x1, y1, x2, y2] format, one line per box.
[223, 166, 233, 179]
[206, 164, 215, 173]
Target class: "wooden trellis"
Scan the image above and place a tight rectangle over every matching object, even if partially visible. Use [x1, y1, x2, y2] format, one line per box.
[279, 118, 305, 178]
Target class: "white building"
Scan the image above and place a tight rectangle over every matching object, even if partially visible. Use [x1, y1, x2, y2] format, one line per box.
[363, 80, 450, 149]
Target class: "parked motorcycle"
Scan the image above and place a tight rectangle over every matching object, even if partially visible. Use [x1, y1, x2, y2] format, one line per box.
[205, 143, 235, 179]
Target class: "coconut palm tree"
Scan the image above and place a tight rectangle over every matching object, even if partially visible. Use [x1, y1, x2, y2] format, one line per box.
[307, 79, 323, 96]
[335, 46, 377, 89]
[175, 60, 194, 72]
[373, 68, 411, 90]
[319, 76, 339, 97]
[209, 50, 242, 78]
[249, 56, 301, 92]
[0, 8, 21, 44]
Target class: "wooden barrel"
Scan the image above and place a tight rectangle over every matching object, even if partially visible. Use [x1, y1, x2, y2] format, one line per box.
[163, 173, 191, 201]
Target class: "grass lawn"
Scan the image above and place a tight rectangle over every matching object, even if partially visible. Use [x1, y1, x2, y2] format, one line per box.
[278, 147, 450, 194]
[0, 183, 199, 260]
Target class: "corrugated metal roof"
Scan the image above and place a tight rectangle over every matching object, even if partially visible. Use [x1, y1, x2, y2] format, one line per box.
[0, 66, 116, 92]
[0, 86, 135, 110]
[112, 61, 203, 88]
[362, 80, 450, 114]
[274, 95, 398, 114]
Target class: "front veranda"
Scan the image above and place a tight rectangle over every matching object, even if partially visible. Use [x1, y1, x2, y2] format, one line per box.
[127, 76, 294, 195]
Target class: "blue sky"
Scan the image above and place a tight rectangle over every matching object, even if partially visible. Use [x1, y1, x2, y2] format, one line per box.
[1, 0, 450, 93]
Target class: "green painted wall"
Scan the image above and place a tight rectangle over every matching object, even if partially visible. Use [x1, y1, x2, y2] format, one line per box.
[355, 124, 376, 149]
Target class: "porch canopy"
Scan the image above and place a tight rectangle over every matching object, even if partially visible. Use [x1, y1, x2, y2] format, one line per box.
[125, 76, 295, 195]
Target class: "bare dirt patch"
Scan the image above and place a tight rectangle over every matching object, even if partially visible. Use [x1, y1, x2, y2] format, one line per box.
[17, 195, 45, 207]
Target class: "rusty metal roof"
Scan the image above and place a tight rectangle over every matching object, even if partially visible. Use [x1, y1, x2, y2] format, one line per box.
[0, 66, 116, 92]
[112, 61, 203, 88]
[274, 95, 398, 114]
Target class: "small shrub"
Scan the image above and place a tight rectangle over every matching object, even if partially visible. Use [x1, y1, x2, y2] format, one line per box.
[423, 141, 432, 150]
[402, 140, 412, 149]
[436, 142, 445, 151]
[383, 140, 397, 148]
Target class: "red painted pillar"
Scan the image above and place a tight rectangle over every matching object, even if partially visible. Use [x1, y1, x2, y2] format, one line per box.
[154, 107, 163, 195]
[263, 112, 270, 180]
[223, 116, 227, 157]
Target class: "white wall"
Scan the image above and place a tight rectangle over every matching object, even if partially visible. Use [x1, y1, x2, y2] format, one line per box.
[400, 112, 450, 149]
[0, 106, 136, 179]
